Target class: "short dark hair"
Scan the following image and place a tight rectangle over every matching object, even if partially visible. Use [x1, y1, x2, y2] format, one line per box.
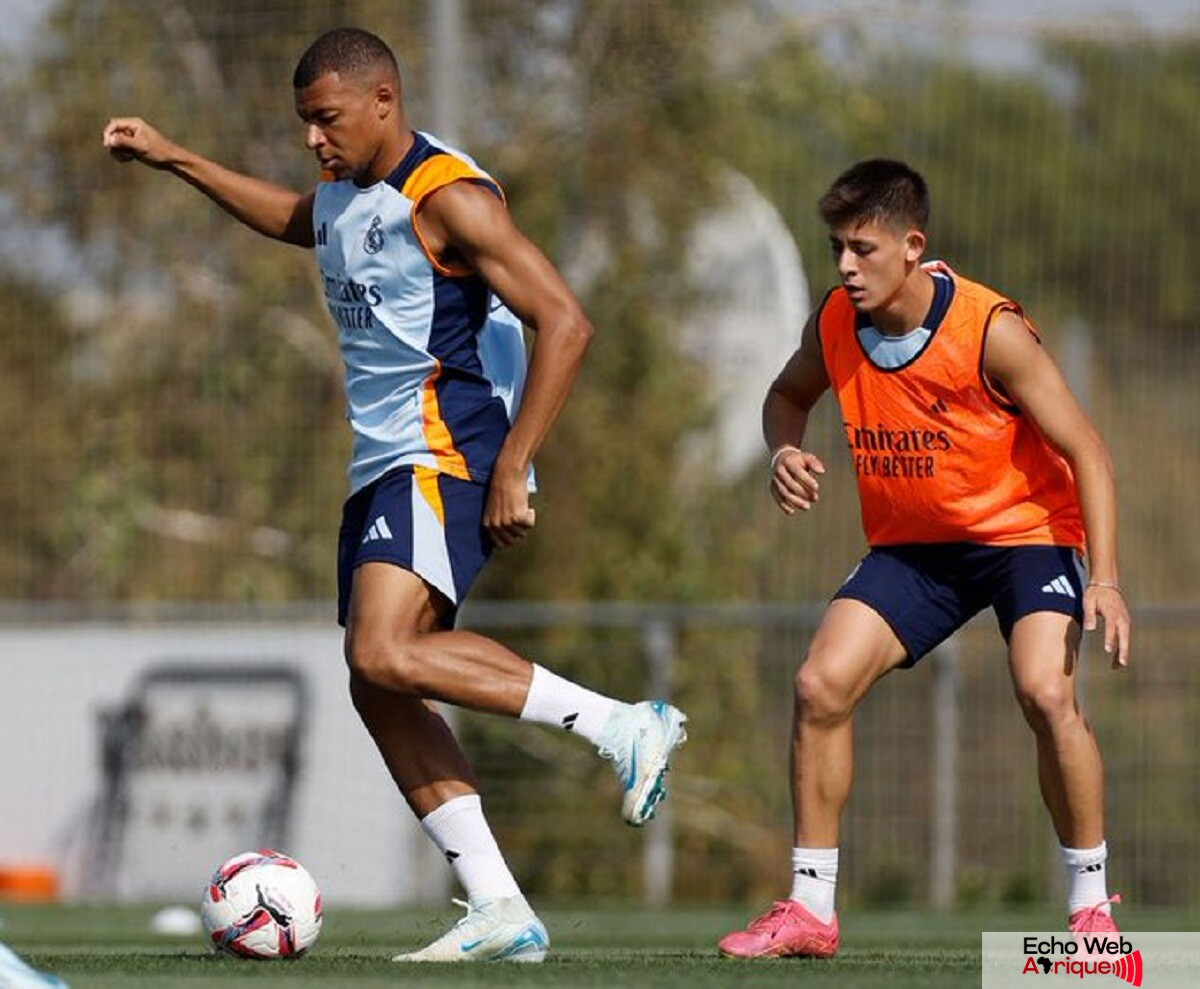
[293, 28, 400, 89]
[818, 158, 930, 232]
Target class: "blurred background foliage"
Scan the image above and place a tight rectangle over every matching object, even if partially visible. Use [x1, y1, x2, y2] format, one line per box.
[3, 1, 1197, 605]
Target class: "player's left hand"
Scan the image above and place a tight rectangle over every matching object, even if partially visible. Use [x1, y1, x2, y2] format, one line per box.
[1083, 584, 1130, 669]
[484, 464, 536, 548]
[102, 116, 173, 166]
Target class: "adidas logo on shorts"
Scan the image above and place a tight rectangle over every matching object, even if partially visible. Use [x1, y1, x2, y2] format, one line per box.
[1041, 575, 1076, 599]
[362, 515, 394, 543]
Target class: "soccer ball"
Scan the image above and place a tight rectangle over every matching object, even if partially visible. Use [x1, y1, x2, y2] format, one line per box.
[199, 849, 323, 959]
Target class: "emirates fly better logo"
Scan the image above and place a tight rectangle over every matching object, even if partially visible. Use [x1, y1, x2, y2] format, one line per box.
[1020, 935, 1142, 983]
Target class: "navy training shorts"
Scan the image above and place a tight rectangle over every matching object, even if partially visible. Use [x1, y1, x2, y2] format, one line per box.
[833, 542, 1086, 666]
[336, 465, 493, 627]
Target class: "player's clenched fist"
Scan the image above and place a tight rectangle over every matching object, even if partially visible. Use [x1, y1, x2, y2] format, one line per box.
[102, 117, 172, 166]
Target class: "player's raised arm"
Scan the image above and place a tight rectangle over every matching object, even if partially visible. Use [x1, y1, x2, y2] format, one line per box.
[983, 308, 1130, 668]
[763, 313, 831, 515]
[416, 179, 594, 547]
[102, 117, 315, 247]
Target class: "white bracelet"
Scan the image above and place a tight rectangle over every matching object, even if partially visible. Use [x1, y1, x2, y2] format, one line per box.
[1087, 580, 1122, 593]
[770, 445, 802, 471]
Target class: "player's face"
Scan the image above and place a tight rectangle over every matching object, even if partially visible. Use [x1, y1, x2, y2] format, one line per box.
[828, 219, 924, 314]
[295, 71, 390, 183]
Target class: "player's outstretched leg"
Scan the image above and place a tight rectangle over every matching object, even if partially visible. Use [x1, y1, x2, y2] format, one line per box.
[597, 700, 689, 826]
[0, 941, 69, 988]
[717, 900, 840, 960]
[518, 665, 688, 826]
[392, 896, 549, 963]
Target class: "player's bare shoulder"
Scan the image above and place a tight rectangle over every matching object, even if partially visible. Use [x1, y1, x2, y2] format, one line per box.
[982, 307, 1051, 387]
[418, 177, 515, 264]
[772, 311, 830, 404]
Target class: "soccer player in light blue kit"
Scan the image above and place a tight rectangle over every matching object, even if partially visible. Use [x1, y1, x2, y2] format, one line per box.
[103, 27, 686, 963]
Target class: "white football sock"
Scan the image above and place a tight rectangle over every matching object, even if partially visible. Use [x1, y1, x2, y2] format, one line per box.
[420, 794, 521, 904]
[519, 663, 619, 745]
[790, 846, 839, 923]
[1061, 841, 1109, 914]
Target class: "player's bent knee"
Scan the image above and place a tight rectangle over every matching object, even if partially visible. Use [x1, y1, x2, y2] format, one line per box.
[795, 662, 854, 726]
[1015, 679, 1081, 732]
[345, 634, 424, 694]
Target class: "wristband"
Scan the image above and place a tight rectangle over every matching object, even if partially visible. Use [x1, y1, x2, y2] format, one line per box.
[1087, 580, 1122, 593]
[770, 445, 802, 472]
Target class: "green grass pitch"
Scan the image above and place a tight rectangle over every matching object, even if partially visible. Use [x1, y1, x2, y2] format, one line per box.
[3, 902, 1196, 988]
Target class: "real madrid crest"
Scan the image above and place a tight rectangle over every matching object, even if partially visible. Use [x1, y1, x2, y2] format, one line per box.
[363, 215, 385, 254]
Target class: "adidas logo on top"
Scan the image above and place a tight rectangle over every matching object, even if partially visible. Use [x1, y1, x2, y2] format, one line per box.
[1041, 575, 1076, 599]
[362, 515, 393, 544]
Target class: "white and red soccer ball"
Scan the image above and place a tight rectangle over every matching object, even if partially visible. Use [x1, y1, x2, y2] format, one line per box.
[200, 849, 323, 959]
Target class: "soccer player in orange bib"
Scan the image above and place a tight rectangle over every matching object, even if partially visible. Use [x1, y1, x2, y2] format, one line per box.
[718, 159, 1130, 960]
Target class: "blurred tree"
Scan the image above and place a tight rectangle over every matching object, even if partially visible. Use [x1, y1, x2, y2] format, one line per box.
[6, 4, 1198, 607]
[0, 0, 746, 604]
[1044, 36, 1200, 346]
[721, 27, 1200, 606]
[4, 0, 369, 600]
[0, 279, 83, 597]
[469, 0, 733, 602]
